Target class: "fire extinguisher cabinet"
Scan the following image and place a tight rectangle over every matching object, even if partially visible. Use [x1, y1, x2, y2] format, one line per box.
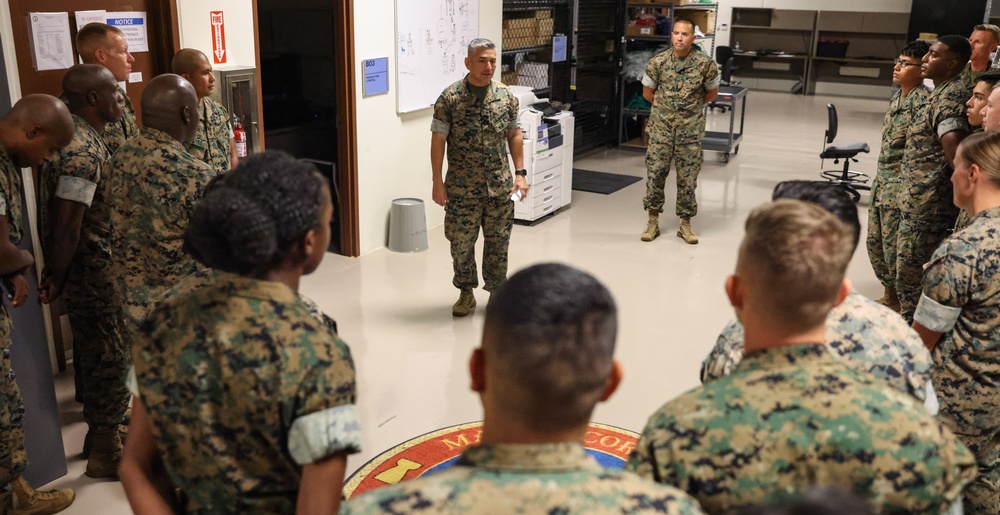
[209, 66, 261, 156]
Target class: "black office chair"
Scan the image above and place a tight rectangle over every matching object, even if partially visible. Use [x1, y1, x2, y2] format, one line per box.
[819, 103, 870, 202]
[709, 46, 739, 113]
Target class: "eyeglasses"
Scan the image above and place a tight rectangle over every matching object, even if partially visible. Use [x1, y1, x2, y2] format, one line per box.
[893, 58, 920, 69]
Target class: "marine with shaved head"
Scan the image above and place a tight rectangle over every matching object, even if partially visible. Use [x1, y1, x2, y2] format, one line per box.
[74, 23, 137, 153]
[107, 74, 216, 337]
[172, 48, 237, 173]
[0, 94, 75, 513]
[39, 64, 130, 480]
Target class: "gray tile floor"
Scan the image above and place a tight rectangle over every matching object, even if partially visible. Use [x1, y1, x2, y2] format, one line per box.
[47, 90, 891, 513]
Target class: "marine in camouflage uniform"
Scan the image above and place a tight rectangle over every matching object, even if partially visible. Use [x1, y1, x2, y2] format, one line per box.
[60, 87, 137, 154]
[914, 207, 1000, 514]
[432, 78, 519, 293]
[642, 47, 719, 221]
[960, 61, 989, 93]
[628, 344, 976, 514]
[134, 271, 361, 513]
[897, 75, 969, 321]
[0, 148, 27, 508]
[107, 126, 216, 331]
[38, 114, 129, 434]
[103, 87, 138, 153]
[702, 290, 933, 404]
[188, 97, 233, 174]
[342, 443, 705, 514]
[867, 84, 930, 296]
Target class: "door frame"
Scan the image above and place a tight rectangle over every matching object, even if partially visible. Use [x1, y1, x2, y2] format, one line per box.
[252, 0, 360, 257]
[333, 0, 359, 257]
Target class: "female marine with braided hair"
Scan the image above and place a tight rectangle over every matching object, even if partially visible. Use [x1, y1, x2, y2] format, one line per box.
[120, 151, 360, 514]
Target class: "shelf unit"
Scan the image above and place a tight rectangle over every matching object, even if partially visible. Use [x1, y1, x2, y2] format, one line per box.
[500, 0, 572, 100]
[729, 8, 815, 95]
[729, 8, 909, 97]
[619, 3, 718, 148]
[806, 11, 909, 98]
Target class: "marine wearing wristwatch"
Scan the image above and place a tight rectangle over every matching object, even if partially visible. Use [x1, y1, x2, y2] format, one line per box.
[514, 169, 527, 176]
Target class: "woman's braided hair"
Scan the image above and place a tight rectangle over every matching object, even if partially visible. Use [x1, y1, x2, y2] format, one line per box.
[184, 150, 328, 275]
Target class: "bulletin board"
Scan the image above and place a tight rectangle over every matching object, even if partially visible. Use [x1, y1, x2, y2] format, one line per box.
[395, 0, 479, 114]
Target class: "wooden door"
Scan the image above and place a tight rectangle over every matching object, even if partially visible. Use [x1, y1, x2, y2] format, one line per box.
[7, 0, 179, 119]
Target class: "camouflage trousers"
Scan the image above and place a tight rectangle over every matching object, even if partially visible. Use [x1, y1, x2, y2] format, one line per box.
[895, 213, 954, 322]
[444, 196, 513, 292]
[953, 431, 999, 514]
[866, 203, 900, 289]
[643, 137, 702, 218]
[66, 302, 131, 431]
[933, 356, 999, 515]
[0, 312, 27, 512]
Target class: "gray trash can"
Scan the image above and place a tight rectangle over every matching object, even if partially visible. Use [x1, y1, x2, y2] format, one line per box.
[388, 198, 428, 252]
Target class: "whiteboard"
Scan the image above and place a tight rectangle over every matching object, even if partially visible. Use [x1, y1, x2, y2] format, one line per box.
[395, 0, 480, 113]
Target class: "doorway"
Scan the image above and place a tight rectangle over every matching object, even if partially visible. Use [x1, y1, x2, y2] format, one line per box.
[255, 0, 358, 256]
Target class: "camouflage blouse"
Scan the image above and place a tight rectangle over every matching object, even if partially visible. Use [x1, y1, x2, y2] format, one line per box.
[135, 271, 360, 514]
[431, 77, 519, 199]
[188, 97, 233, 174]
[916, 206, 1000, 436]
[633, 344, 975, 514]
[703, 290, 933, 403]
[343, 443, 705, 514]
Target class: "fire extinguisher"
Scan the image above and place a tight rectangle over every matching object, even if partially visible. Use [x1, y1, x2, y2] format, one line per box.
[233, 113, 247, 158]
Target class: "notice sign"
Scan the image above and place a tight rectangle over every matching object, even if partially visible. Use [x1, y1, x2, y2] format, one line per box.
[363, 57, 389, 96]
[106, 12, 148, 52]
[211, 12, 227, 64]
[29, 12, 75, 71]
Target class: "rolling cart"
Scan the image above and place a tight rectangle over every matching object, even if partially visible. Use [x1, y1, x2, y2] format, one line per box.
[703, 85, 747, 163]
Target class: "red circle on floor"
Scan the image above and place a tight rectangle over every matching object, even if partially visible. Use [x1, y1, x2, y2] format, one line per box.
[343, 421, 640, 499]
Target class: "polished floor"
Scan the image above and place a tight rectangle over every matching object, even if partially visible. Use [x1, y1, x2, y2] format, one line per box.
[46, 90, 892, 513]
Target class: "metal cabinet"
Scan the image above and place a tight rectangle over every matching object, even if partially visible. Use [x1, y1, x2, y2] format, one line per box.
[210, 66, 261, 155]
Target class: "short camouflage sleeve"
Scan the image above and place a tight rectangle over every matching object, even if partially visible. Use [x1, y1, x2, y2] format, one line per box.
[54, 177, 96, 207]
[431, 93, 452, 135]
[701, 320, 745, 383]
[287, 332, 361, 465]
[704, 60, 720, 91]
[642, 55, 662, 89]
[507, 93, 519, 131]
[933, 81, 971, 138]
[916, 238, 972, 332]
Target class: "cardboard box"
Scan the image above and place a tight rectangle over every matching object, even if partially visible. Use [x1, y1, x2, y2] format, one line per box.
[625, 24, 656, 37]
[503, 16, 539, 50]
[501, 71, 519, 85]
[535, 18, 555, 45]
[678, 10, 716, 35]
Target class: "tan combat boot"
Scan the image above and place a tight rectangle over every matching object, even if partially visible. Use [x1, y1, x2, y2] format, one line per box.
[84, 428, 122, 479]
[677, 218, 699, 244]
[82, 423, 128, 458]
[11, 476, 74, 515]
[640, 212, 660, 242]
[876, 286, 901, 312]
[452, 289, 476, 317]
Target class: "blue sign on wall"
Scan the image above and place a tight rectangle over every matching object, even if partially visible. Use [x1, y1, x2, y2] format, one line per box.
[363, 57, 389, 97]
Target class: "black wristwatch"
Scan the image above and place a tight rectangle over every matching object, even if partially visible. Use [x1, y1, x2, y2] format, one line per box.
[515, 169, 527, 177]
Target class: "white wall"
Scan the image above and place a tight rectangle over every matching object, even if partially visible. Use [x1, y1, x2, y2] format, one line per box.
[353, 0, 503, 254]
[176, 0, 258, 69]
[713, 0, 912, 47]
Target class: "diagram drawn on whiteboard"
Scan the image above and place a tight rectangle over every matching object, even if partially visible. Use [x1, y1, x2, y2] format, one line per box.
[396, 0, 479, 113]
